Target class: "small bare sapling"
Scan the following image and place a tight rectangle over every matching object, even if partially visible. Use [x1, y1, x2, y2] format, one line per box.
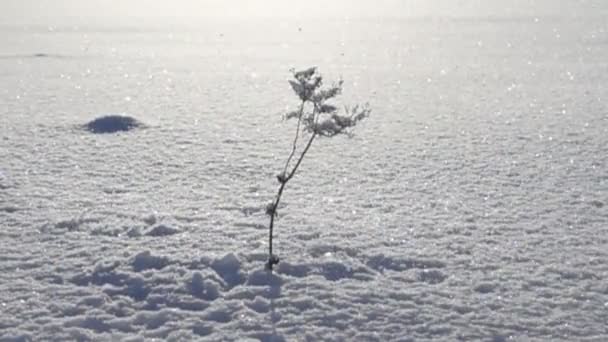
[265, 67, 370, 270]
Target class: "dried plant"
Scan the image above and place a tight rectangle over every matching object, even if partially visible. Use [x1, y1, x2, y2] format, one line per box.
[265, 67, 371, 270]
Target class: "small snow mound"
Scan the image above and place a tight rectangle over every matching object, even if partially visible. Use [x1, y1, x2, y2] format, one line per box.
[55, 218, 82, 231]
[77, 295, 107, 308]
[204, 309, 232, 323]
[246, 296, 271, 313]
[192, 323, 213, 336]
[250, 333, 286, 342]
[126, 226, 142, 238]
[84, 114, 142, 134]
[366, 254, 446, 272]
[276, 262, 310, 278]
[315, 261, 355, 281]
[124, 276, 151, 301]
[590, 200, 604, 208]
[0, 332, 33, 342]
[64, 315, 111, 333]
[142, 213, 157, 225]
[418, 269, 447, 284]
[212, 253, 241, 274]
[474, 282, 498, 294]
[188, 272, 220, 300]
[131, 251, 169, 271]
[145, 224, 180, 237]
[133, 309, 174, 329]
[211, 253, 245, 287]
[0, 171, 10, 189]
[247, 269, 283, 287]
[0, 206, 19, 213]
[491, 334, 509, 342]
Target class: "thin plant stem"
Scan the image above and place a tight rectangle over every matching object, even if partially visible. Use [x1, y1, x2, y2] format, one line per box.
[282, 101, 305, 176]
[286, 132, 316, 182]
[267, 130, 317, 270]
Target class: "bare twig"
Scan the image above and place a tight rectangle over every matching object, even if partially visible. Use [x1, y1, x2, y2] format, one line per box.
[265, 67, 369, 270]
[282, 101, 305, 177]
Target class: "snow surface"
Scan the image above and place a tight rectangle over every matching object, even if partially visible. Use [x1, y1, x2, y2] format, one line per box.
[1, 1, 608, 341]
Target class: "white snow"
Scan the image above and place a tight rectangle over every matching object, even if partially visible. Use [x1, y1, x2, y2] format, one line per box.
[1, 0, 608, 341]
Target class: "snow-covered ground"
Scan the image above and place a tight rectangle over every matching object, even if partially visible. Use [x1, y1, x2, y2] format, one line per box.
[1, 1, 607, 341]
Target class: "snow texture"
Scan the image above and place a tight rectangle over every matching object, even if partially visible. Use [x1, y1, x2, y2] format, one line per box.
[1, 1, 607, 341]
